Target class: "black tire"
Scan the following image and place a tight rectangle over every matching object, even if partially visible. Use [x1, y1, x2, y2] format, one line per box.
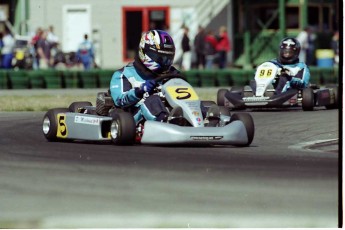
[110, 112, 136, 145]
[325, 87, 338, 109]
[69, 101, 93, 112]
[302, 88, 314, 111]
[217, 88, 229, 106]
[230, 113, 255, 147]
[42, 108, 69, 141]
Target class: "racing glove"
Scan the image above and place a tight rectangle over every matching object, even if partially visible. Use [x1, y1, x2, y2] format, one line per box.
[290, 77, 304, 88]
[135, 80, 156, 98]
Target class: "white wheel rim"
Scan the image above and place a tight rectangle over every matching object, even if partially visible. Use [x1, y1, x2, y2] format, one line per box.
[42, 117, 50, 134]
[110, 120, 119, 139]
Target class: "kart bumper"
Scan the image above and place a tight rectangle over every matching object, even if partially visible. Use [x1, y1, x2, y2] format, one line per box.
[141, 120, 249, 145]
[226, 89, 298, 108]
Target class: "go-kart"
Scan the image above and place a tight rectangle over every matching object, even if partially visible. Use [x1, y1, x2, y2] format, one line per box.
[217, 61, 338, 111]
[42, 74, 255, 146]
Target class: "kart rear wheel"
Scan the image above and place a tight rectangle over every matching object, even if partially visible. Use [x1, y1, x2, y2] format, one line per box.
[230, 113, 254, 147]
[217, 88, 229, 106]
[69, 101, 93, 112]
[110, 112, 136, 145]
[42, 108, 69, 141]
[325, 86, 338, 109]
[302, 88, 314, 111]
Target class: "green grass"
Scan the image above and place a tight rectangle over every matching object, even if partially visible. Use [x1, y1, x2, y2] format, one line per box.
[0, 89, 219, 111]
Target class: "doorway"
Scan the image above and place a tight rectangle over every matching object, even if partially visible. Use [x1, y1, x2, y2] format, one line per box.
[63, 5, 91, 52]
[122, 6, 169, 61]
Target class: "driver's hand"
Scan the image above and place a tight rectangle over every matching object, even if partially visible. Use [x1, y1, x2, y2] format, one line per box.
[140, 80, 156, 93]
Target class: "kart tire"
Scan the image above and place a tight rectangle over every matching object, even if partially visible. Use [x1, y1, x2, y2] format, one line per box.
[110, 112, 136, 145]
[217, 88, 229, 106]
[302, 88, 314, 111]
[69, 101, 93, 112]
[325, 86, 338, 109]
[42, 108, 69, 141]
[230, 113, 254, 147]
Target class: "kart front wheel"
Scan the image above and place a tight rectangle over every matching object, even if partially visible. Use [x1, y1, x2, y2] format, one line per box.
[230, 113, 255, 147]
[217, 88, 229, 106]
[302, 88, 314, 111]
[110, 112, 136, 145]
[42, 108, 69, 141]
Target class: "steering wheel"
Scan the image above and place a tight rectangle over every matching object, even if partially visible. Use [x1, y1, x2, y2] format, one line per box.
[154, 73, 187, 84]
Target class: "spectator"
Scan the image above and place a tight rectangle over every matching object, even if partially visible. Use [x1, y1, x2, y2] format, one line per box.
[77, 34, 95, 70]
[47, 25, 59, 66]
[30, 27, 43, 69]
[215, 26, 231, 69]
[36, 30, 52, 69]
[1, 28, 15, 69]
[331, 30, 339, 65]
[181, 26, 191, 71]
[194, 25, 206, 69]
[204, 30, 218, 69]
[47, 25, 59, 46]
[296, 26, 316, 65]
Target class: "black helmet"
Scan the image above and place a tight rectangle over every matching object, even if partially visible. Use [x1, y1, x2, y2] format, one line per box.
[278, 37, 301, 64]
[138, 30, 175, 74]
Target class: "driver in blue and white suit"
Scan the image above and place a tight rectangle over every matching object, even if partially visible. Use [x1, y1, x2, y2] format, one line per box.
[269, 37, 311, 94]
[109, 30, 182, 124]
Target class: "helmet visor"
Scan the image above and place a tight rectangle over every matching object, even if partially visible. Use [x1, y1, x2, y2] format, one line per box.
[145, 48, 175, 72]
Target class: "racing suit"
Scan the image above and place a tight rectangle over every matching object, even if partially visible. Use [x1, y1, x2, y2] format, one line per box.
[110, 57, 181, 124]
[269, 59, 310, 94]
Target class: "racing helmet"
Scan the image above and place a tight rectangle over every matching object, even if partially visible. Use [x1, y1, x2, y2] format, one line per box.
[278, 37, 301, 64]
[138, 30, 175, 74]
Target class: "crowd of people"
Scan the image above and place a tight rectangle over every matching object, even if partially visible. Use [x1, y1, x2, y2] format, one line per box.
[0, 25, 95, 71]
[180, 25, 231, 70]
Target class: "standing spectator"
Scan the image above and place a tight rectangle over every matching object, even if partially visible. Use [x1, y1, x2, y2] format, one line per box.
[331, 30, 339, 66]
[47, 25, 59, 67]
[36, 30, 52, 69]
[77, 34, 95, 70]
[215, 26, 231, 69]
[181, 27, 191, 71]
[1, 28, 15, 69]
[204, 30, 218, 69]
[0, 32, 3, 66]
[194, 25, 206, 69]
[296, 26, 316, 65]
[47, 25, 59, 45]
[30, 27, 43, 69]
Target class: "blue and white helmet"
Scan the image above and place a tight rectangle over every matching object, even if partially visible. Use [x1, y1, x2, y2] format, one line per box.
[138, 30, 175, 74]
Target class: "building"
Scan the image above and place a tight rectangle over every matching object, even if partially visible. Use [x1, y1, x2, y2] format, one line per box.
[0, 0, 339, 69]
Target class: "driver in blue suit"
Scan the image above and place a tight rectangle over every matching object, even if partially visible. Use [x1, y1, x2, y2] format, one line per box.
[269, 37, 311, 94]
[109, 30, 182, 124]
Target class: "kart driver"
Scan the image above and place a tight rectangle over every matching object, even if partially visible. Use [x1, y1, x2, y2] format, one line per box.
[109, 30, 184, 124]
[269, 37, 311, 94]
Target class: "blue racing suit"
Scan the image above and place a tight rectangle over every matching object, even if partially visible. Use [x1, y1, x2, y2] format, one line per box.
[109, 59, 181, 125]
[269, 59, 310, 94]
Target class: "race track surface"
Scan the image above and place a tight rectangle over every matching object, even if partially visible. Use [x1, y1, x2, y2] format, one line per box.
[0, 108, 340, 228]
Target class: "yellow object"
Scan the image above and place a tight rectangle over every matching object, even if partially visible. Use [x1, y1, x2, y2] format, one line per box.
[316, 49, 334, 59]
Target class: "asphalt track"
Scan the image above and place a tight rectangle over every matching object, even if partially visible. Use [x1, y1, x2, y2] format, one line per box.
[0, 95, 340, 227]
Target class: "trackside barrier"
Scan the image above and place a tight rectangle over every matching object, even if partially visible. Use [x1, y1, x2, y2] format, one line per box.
[0, 67, 338, 89]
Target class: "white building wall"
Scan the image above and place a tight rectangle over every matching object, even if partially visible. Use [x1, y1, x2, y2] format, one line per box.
[27, 0, 213, 69]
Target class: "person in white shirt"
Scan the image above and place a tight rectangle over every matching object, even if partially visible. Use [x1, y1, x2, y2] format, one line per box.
[1, 28, 15, 69]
